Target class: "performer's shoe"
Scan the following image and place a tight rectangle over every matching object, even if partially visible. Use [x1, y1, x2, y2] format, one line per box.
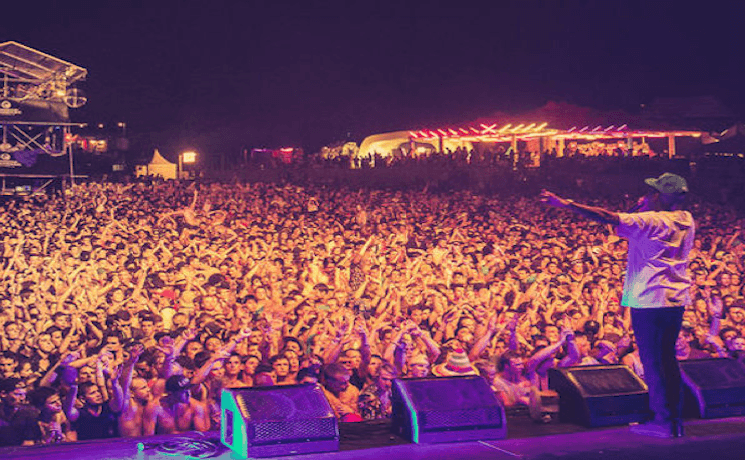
[629, 420, 675, 438]
[672, 419, 685, 438]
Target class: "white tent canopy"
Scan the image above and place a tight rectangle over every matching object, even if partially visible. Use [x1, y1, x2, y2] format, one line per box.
[357, 130, 472, 160]
[135, 149, 177, 179]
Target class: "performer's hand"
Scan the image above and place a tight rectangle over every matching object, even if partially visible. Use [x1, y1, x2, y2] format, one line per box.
[539, 190, 569, 209]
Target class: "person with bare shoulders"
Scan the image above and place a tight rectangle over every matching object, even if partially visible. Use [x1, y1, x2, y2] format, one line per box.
[119, 376, 151, 437]
[142, 374, 209, 435]
[148, 328, 198, 399]
[223, 353, 247, 388]
[118, 344, 149, 437]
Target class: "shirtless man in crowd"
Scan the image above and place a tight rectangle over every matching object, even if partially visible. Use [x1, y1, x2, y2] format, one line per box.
[142, 374, 209, 435]
[118, 344, 149, 437]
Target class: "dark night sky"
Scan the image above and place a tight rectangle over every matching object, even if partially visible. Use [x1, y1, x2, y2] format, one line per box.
[3, 1, 743, 158]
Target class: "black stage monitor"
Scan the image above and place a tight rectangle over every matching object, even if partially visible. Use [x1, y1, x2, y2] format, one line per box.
[549, 364, 649, 427]
[392, 376, 507, 444]
[680, 358, 745, 419]
[221, 384, 339, 458]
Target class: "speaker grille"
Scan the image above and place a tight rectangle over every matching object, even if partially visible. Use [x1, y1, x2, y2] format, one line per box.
[392, 376, 507, 442]
[568, 367, 646, 396]
[222, 384, 339, 457]
[254, 418, 337, 443]
[421, 406, 503, 429]
[237, 388, 332, 421]
[403, 378, 499, 411]
[681, 359, 745, 390]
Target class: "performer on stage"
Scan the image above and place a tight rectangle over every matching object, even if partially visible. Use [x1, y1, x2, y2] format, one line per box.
[540, 172, 693, 438]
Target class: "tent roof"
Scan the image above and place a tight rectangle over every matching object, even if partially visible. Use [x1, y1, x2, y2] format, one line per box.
[472, 101, 634, 131]
[468, 100, 737, 133]
[149, 149, 175, 165]
[719, 123, 745, 140]
[358, 131, 414, 156]
[0, 41, 87, 85]
[698, 137, 745, 154]
[699, 123, 745, 154]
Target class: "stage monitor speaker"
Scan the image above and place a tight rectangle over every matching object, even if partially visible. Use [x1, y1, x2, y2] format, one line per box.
[680, 358, 745, 419]
[548, 364, 648, 427]
[391, 376, 506, 444]
[220, 384, 339, 458]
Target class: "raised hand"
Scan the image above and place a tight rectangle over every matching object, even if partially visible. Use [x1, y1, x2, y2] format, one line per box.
[337, 319, 350, 338]
[560, 325, 574, 343]
[60, 365, 79, 386]
[126, 343, 145, 364]
[60, 351, 81, 366]
[597, 340, 617, 356]
[709, 296, 724, 318]
[487, 313, 498, 333]
[354, 319, 369, 338]
[237, 327, 252, 340]
[442, 309, 457, 324]
[507, 314, 519, 331]
[539, 190, 569, 209]
[214, 348, 231, 361]
[99, 350, 114, 364]
[154, 337, 176, 358]
[180, 327, 198, 342]
[269, 317, 284, 332]
[705, 333, 725, 349]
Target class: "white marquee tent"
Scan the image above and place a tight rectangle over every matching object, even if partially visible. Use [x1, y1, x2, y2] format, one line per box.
[135, 149, 177, 179]
[357, 131, 473, 161]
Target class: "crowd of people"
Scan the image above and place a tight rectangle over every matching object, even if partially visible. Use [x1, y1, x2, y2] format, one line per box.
[0, 177, 743, 446]
[328, 139, 660, 170]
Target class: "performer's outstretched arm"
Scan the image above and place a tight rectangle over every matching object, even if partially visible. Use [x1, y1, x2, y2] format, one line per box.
[539, 190, 620, 226]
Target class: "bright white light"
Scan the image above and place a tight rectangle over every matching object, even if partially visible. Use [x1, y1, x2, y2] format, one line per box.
[182, 151, 197, 163]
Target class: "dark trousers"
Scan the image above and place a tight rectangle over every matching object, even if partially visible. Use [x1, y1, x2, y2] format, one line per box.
[631, 306, 684, 424]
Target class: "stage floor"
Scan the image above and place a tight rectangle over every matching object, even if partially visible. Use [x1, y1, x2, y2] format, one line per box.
[1, 415, 743, 460]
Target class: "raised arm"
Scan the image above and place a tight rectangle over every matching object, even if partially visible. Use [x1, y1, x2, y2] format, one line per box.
[118, 344, 145, 414]
[469, 313, 499, 362]
[526, 328, 570, 374]
[62, 367, 81, 422]
[708, 295, 723, 338]
[109, 363, 126, 413]
[539, 190, 620, 226]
